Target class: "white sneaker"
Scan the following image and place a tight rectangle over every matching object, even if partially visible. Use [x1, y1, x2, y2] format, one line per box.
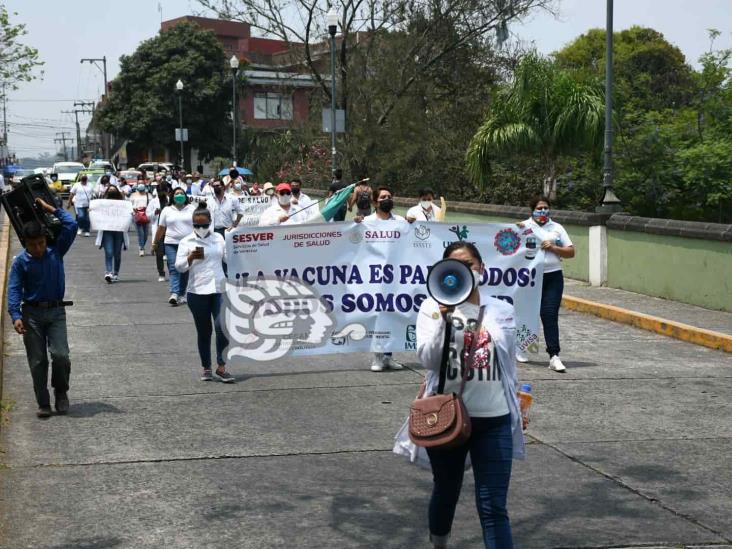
[383, 356, 404, 370]
[112, 274, 119, 282]
[84, 232, 90, 237]
[516, 351, 529, 363]
[370, 354, 385, 372]
[77, 229, 82, 235]
[168, 293, 178, 305]
[178, 295, 187, 305]
[157, 276, 166, 282]
[139, 250, 145, 256]
[549, 355, 566, 372]
[104, 273, 112, 284]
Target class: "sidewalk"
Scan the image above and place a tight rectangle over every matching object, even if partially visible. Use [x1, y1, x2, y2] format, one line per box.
[1, 226, 731, 548]
[564, 279, 732, 337]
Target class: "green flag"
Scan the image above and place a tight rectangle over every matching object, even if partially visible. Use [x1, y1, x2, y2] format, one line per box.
[319, 182, 355, 221]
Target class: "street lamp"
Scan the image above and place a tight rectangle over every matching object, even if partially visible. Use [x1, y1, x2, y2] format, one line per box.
[176, 79, 184, 171]
[230, 55, 240, 166]
[327, 7, 338, 177]
[596, 0, 622, 213]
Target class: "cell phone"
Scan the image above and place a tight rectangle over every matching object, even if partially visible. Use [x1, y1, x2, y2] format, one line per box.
[195, 246, 204, 258]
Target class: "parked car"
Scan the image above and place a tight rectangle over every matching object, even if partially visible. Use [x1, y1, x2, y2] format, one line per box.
[72, 169, 107, 193]
[88, 159, 117, 173]
[34, 167, 52, 176]
[52, 161, 85, 196]
[11, 168, 35, 187]
[136, 162, 178, 178]
[118, 169, 142, 181]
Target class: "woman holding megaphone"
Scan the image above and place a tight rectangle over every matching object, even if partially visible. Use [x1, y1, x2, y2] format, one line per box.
[415, 241, 526, 549]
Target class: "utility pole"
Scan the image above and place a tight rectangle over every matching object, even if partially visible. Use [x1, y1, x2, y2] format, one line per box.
[1, 82, 7, 166]
[74, 101, 96, 157]
[63, 107, 94, 162]
[81, 56, 109, 158]
[55, 132, 71, 161]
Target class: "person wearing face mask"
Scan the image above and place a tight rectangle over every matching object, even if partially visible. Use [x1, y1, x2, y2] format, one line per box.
[355, 186, 405, 371]
[258, 182, 303, 226]
[208, 179, 243, 237]
[416, 241, 526, 549]
[228, 178, 249, 199]
[225, 168, 243, 189]
[68, 175, 92, 237]
[406, 188, 442, 223]
[184, 174, 201, 196]
[130, 182, 151, 256]
[94, 174, 111, 199]
[175, 204, 234, 383]
[96, 186, 130, 283]
[153, 188, 195, 305]
[288, 178, 319, 223]
[517, 196, 575, 371]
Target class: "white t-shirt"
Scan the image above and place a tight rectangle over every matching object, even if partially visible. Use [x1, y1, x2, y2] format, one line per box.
[158, 204, 195, 245]
[174, 231, 226, 295]
[406, 203, 442, 221]
[70, 182, 93, 207]
[364, 212, 406, 222]
[129, 192, 151, 210]
[524, 217, 573, 274]
[259, 202, 303, 226]
[208, 195, 241, 229]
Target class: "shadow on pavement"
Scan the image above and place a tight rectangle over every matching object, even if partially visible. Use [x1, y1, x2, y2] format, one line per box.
[70, 401, 125, 418]
[49, 537, 124, 549]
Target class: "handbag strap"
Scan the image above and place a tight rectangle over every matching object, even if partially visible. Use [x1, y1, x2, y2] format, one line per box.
[458, 305, 486, 397]
[437, 304, 485, 395]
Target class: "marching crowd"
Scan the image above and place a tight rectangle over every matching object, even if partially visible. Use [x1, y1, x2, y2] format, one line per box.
[8, 164, 575, 549]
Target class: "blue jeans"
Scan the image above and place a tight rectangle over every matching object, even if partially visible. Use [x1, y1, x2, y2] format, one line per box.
[164, 243, 188, 296]
[540, 270, 564, 357]
[22, 306, 71, 407]
[75, 206, 90, 232]
[426, 414, 514, 549]
[136, 223, 149, 250]
[186, 292, 228, 369]
[101, 231, 123, 275]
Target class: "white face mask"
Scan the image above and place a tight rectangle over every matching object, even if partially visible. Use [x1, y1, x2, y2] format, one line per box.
[234, 182, 242, 191]
[472, 269, 482, 289]
[420, 200, 432, 210]
[278, 194, 291, 206]
[186, 179, 192, 184]
[194, 227, 210, 239]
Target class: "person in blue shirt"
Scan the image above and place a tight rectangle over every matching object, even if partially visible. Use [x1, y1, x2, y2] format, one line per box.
[7, 198, 78, 418]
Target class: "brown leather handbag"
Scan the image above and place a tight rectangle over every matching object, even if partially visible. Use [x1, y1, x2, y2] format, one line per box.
[409, 305, 485, 449]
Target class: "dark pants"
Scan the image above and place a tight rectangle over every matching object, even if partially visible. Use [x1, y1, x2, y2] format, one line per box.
[101, 231, 123, 275]
[540, 270, 564, 357]
[22, 307, 71, 408]
[427, 414, 513, 549]
[214, 227, 228, 276]
[164, 243, 188, 295]
[75, 206, 90, 232]
[187, 292, 228, 370]
[155, 237, 165, 276]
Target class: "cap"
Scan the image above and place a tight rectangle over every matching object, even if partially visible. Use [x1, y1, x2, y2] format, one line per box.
[275, 182, 291, 193]
[185, 173, 192, 178]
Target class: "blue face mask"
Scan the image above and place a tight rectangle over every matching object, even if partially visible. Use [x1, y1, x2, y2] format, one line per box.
[137, 184, 146, 192]
[532, 209, 549, 224]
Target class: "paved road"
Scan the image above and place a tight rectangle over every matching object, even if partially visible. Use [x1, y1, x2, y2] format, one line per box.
[1, 227, 731, 549]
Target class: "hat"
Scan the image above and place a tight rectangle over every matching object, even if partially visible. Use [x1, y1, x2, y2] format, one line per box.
[185, 173, 192, 178]
[275, 182, 291, 193]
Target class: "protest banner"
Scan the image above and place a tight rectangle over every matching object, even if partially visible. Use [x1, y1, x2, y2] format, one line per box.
[191, 194, 271, 226]
[223, 220, 545, 362]
[89, 199, 133, 232]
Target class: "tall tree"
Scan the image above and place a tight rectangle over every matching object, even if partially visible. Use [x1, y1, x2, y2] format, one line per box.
[0, 3, 43, 86]
[96, 22, 233, 162]
[466, 52, 604, 199]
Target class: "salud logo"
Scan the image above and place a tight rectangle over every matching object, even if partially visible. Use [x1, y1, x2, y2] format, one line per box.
[449, 225, 470, 241]
[349, 230, 364, 244]
[414, 224, 430, 241]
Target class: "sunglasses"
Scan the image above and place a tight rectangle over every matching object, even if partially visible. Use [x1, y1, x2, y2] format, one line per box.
[278, 191, 291, 196]
[193, 223, 211, 229]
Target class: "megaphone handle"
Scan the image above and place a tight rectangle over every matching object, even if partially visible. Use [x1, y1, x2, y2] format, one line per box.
[437, 320, 453, 394]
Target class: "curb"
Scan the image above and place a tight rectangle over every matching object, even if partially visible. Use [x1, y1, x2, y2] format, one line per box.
[562, 295, 732, 353]
[0, 213, 13, 420]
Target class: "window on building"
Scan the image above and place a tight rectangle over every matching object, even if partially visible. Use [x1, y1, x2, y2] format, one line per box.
[254, 93, 294, 120]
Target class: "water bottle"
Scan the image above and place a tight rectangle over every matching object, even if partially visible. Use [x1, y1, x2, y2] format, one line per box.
[518, 383, 533, 429]
[525, 235, 537, 259]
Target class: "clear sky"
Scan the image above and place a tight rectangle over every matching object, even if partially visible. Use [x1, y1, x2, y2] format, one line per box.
[3, 0, 731, 160]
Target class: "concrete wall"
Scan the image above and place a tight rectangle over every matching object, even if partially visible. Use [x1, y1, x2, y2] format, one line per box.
[607, 229, 732, 312]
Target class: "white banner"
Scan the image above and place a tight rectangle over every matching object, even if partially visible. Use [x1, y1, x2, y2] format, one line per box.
[192, 194, 272, 226]
[89, 199, 133, 232]
[223, 221, 545, 361]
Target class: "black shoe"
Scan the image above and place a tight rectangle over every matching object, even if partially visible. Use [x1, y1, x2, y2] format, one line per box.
[55, 393, 69, 415]
[36, 406, 52, 418]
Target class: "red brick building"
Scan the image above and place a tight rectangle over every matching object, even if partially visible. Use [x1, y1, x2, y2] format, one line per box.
[161, 16, 323, 130]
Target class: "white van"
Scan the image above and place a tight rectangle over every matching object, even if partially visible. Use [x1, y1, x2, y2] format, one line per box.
[52, 161, 85, 195]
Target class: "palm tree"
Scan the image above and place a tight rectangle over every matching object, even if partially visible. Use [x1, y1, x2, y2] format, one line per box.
[466, 52, 605, 199]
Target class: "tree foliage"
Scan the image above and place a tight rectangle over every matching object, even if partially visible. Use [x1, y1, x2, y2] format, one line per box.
[96, 22, 234, 162]
[0, 3, 43, 86]
[466, 52, 604, 199]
